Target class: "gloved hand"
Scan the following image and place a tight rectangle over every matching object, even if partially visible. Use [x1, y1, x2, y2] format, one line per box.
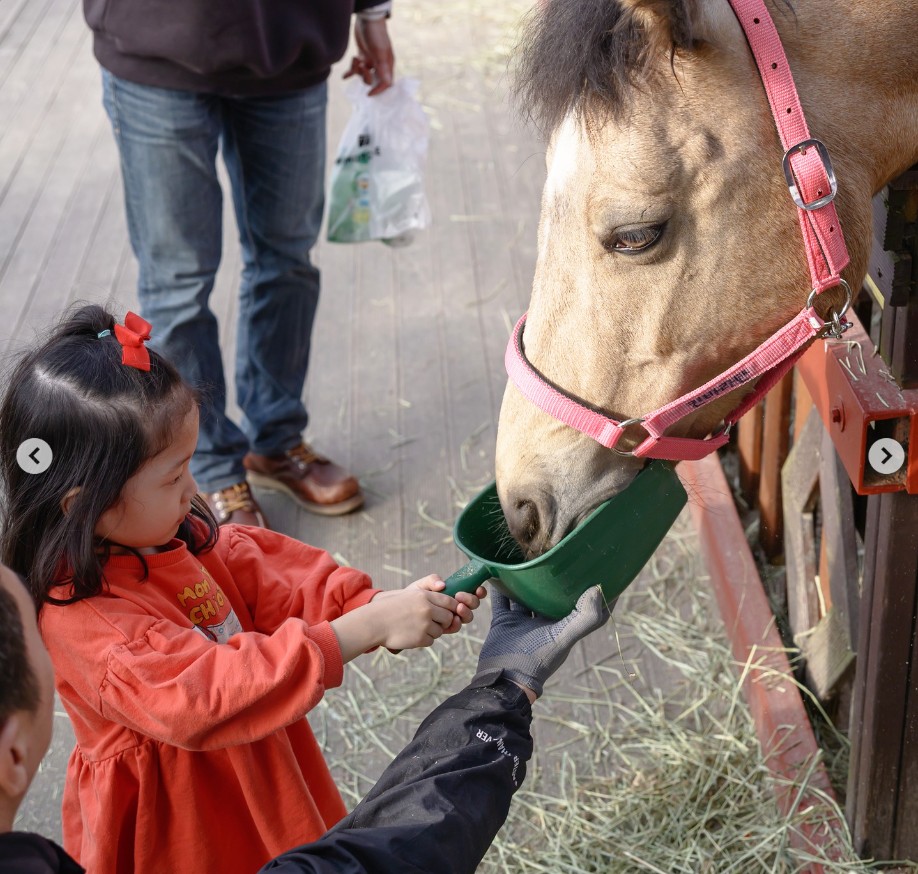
[473, 586, 613, 698]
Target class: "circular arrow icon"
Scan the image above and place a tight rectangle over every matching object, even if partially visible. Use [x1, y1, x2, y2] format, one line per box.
[16, 438, 53, 475]
[867, 437, 905, 475]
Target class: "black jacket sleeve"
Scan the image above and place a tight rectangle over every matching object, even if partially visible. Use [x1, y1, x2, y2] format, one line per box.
[258, 670, 533, 874]
[0, 833, 85, 874]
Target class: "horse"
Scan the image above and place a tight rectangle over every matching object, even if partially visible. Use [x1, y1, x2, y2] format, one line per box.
[493, 0, 918, 557]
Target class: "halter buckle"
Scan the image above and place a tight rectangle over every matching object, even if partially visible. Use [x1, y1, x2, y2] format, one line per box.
[782, 138, 837, 211]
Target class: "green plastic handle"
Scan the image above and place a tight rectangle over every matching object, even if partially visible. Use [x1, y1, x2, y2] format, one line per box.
[443, 560, 494, 597]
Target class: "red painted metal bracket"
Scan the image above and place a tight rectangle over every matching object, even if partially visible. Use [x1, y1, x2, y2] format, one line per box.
[796, 312, 918, 494]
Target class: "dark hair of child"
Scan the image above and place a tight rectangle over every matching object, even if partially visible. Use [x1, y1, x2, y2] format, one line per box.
[0, 304, 218, 609]
[0, 577, 39, 725]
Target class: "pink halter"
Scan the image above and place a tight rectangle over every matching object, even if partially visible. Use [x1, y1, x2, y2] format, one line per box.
[505, 0, 852, 461]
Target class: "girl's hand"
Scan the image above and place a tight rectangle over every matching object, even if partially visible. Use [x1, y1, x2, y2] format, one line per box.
[404, 574, 487, 625]
[373, 583, 459, 650]
[333, 576, 488, 662]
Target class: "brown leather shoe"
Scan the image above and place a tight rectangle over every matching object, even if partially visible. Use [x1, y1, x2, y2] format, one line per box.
[243, 442, 364, 516]
[202, 482, 269, 528]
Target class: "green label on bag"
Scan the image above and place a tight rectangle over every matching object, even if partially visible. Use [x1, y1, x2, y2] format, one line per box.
[327, 132, 379, 243]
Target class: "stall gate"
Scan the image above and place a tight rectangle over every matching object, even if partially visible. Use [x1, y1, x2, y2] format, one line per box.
[737, 166, 918, 861]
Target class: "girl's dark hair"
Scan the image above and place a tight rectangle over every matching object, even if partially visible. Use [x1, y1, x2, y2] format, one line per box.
[0, 304, 218, 608]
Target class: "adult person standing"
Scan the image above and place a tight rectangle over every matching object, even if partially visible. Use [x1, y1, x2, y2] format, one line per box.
[82, 0, 397, 527]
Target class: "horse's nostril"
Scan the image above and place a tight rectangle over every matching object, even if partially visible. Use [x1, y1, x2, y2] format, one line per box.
[503, 492, 554, 556]
[515, 499, 540, 544]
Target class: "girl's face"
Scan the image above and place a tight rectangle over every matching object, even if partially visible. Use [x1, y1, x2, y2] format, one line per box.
[95, 405, 200, 553]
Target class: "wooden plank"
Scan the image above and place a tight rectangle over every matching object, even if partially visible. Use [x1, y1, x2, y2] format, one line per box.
[784, 408, 858, 702]
[898, 653, 918, 860]
[819, 427, 860, 650]
[111, 241, 139, 309]
[737, 405, 763, 504]
[482, 94, 543, 316]
[781, 406, 822, 640]
[0, 0, 59, 103]
[420, 29, 505, 496]
[793, 369, 813, 441]
[892, 282, 918, 389]
[0, 12, 93, 338]
[817, 535, 832, 611]
[796, 609, 855, 702]
[758, 371, 793, 558]
[847, 491, 918, 858]
[13, 124, 113, 335]
[0, 0, 83, 184]
[886, 185, 918, 386]
[868, 189, 898, 306]
[69, 164, 128, 298]
[468, 52, 543, 411]
[391, 45, 480, 580]
[878, 284, 898, 366]
[443, 86, 511, 429]
[0, 0, 49, 82]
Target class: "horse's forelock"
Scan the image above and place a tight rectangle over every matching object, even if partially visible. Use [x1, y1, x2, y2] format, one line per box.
[514, 0, 697, 136]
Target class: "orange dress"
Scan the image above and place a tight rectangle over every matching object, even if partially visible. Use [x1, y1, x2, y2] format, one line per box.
[40, 524, 378, 874]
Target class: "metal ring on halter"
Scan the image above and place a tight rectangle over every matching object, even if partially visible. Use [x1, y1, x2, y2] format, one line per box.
[610, 417, 646, 457]
[806, 276, 852, 319]
[712, 420, 733, 440]
[807, 277, 853, 339]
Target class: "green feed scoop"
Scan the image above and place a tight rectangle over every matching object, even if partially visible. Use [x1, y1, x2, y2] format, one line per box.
[443, 461, 687, 619]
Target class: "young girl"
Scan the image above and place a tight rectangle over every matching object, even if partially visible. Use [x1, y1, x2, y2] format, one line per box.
[0, 304, 485, 874]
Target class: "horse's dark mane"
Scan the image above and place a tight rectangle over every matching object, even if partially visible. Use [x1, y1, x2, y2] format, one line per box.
[513, 0, 697, 135]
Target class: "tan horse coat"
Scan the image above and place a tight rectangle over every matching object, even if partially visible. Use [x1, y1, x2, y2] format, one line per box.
[495, 0, 918, 554]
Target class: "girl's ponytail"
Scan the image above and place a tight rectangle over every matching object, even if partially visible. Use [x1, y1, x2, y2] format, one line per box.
[52, 303, 116, 340]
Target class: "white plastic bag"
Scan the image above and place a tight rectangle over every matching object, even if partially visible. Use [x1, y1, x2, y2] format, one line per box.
[326, 77, 431, 246]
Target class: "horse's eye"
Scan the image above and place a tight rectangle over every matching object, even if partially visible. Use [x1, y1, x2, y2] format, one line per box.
[606, 224, 664, 254]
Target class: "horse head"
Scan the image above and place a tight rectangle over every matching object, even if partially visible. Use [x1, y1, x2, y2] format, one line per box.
[495, 0, 918, 556]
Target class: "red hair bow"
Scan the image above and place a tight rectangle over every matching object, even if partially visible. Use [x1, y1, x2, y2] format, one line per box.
[113, 312, 152, 372]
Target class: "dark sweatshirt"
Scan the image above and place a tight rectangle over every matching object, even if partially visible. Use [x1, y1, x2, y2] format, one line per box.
[0, 834, 83, 874]
[82, 0, 390, 96]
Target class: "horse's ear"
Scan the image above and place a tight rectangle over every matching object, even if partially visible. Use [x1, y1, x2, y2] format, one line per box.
[618, 0, 698, 54]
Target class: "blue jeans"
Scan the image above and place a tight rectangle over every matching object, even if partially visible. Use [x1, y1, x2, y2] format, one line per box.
[102, 71, 327, 490]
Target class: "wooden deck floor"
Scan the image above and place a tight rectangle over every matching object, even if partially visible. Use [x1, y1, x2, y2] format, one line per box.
[3, 0, 729, 864]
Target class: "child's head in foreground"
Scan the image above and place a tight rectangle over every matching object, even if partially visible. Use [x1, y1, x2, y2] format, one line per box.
[0, 563, 54, 828]
[0, 304, 217, 608]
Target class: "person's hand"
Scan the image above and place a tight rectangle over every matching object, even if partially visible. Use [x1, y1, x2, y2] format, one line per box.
[333, 576, 488, 661]
[372, 580, 458, 650]
[332, 581, 457, 660]
[344, 17, 395, 96]
[374, 575, 487, 643]
[404, 574, 487, 625]
[473, 586, 613, 700]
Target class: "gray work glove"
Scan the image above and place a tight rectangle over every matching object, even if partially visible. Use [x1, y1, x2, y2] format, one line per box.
[473, 586, 612, 698]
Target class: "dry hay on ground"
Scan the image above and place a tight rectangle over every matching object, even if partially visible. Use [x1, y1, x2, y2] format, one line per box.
[313, 511, 901, 872]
